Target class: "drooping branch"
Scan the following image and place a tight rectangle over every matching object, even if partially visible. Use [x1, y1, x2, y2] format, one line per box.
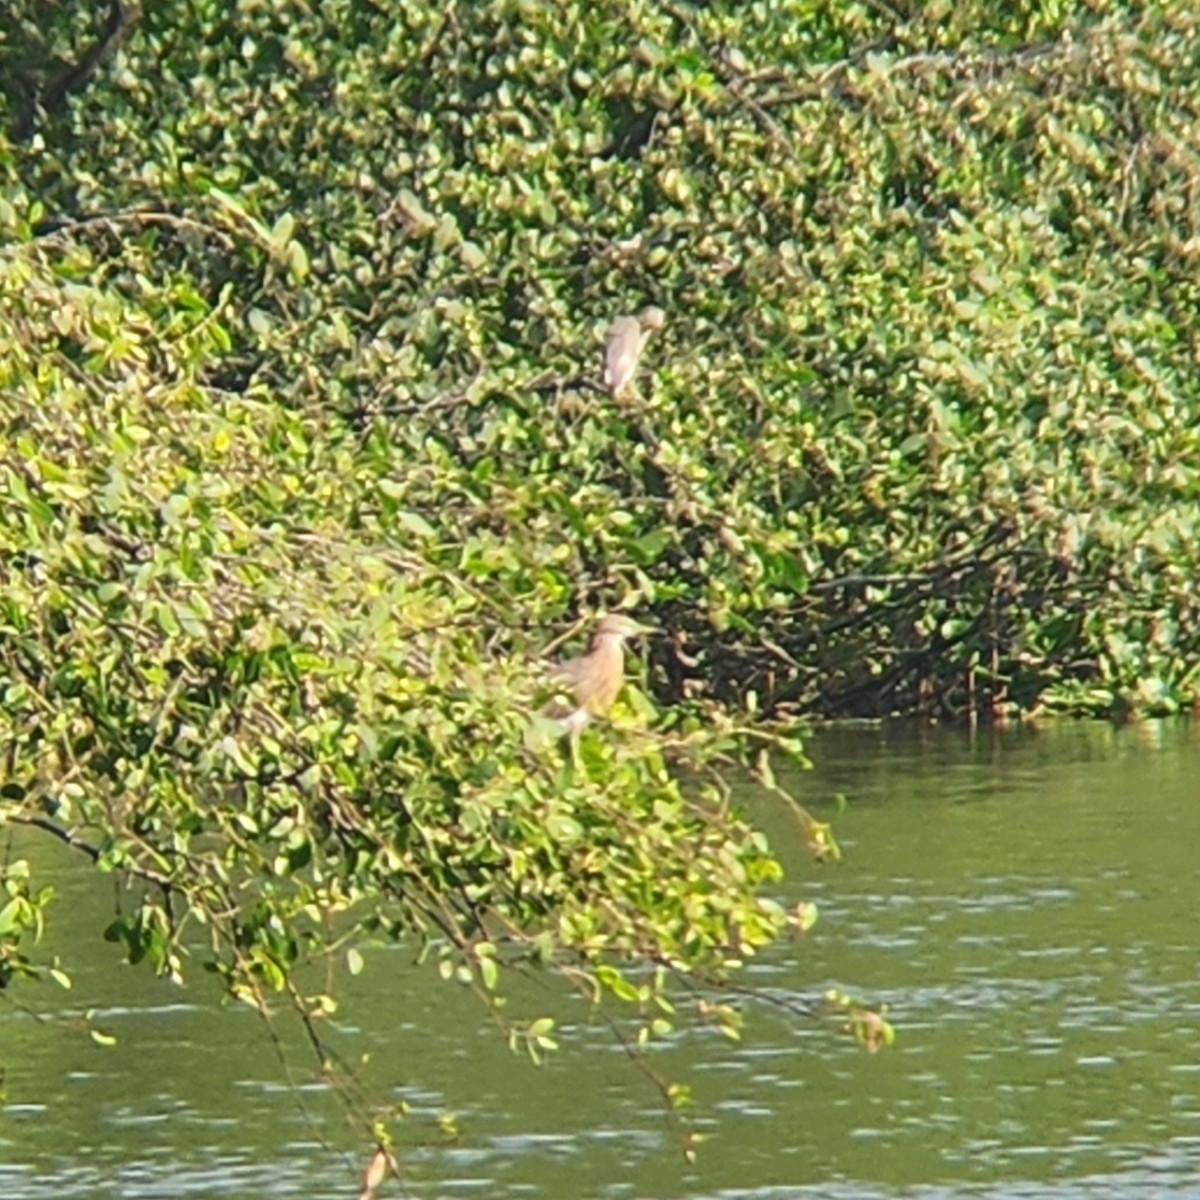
[4, 811, 173, 889]
[16, 1, 141, 141]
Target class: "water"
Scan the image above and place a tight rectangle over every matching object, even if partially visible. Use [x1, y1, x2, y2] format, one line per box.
[2, 720, 1199, 1197]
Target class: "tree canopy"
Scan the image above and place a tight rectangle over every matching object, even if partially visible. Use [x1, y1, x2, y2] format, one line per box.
[1, 0, 1197, 1167]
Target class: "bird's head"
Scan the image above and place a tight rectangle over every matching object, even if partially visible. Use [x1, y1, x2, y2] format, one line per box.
[591, 614, 656, 644]
[636, 305, 666, 332]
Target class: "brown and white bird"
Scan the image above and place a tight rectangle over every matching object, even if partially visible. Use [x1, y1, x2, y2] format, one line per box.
[602, 306, 665, 399]
[549, 614, 654, 734]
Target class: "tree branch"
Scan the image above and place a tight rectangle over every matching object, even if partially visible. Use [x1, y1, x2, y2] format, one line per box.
[17, 1, 142, 141]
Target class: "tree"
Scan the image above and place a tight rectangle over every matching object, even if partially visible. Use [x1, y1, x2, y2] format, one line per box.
[4, 0, 1197, 1174]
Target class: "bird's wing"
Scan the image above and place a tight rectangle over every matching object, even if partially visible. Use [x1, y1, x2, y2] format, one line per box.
[603, 318, 640, 391]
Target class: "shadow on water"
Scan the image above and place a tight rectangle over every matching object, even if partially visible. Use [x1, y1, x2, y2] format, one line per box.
[2, 719, 1199, 1197]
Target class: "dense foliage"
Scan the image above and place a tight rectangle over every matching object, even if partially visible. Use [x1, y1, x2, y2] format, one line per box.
[0, 0, 1196, 1153]
[6, 2, 1200, 722]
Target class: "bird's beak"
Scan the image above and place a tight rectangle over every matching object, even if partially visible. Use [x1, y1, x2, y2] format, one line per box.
[626, 619, 658, 638]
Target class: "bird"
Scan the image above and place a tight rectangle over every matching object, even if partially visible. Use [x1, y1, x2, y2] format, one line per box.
[358, 1146, 390, 1200]
[548, 614, 655, 735]
[602, 306, 665, 399]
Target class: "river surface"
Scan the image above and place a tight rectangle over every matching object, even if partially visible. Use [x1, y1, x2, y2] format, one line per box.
[2, 720, 1199, 1198]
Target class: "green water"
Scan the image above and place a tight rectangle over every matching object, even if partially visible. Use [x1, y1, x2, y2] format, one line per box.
[3, 720, 1199, 1198]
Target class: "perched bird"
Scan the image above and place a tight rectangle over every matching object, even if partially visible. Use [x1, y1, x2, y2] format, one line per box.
[358, 1146, 390, 1200]
[602, 306, 665, 399]
[549, 614, 655, 734]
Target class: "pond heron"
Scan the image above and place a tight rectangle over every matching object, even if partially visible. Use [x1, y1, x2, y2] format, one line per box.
[602, 306, 665, 399]
[549, 614, 655, 734]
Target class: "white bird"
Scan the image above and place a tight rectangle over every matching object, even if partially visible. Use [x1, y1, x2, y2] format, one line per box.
[602, 306, 665, 399]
